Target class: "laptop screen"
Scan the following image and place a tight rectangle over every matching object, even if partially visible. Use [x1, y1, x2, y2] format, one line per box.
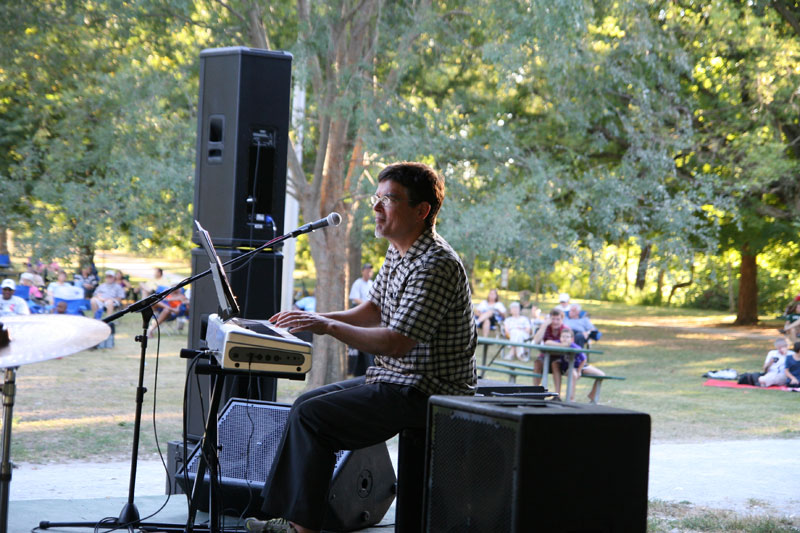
[194, 220, 240, 320]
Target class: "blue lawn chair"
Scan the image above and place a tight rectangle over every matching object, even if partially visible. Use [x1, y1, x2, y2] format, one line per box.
[53, 297, 90, 315]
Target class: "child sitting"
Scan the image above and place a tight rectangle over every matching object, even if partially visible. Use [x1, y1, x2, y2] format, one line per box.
[545, 328, 607, 402]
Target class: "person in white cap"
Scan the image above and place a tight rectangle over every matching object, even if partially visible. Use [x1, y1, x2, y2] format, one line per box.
[556, 292, 571, 313]
[90, 270, 126, 318]
[0, 279, 30, 316]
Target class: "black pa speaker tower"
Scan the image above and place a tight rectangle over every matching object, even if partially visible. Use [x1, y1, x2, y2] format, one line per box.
[193, 47, 292, 246]
[185, 248, 283, 440]
[177, 399, 396, 532]
[188, 46, 292, 439]
[423, 396, 651, 533]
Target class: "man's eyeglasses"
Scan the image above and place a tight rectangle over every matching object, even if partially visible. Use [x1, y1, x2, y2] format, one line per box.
[370, 194, 405, 208]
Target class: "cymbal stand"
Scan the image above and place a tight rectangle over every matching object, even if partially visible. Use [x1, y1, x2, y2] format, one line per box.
[39, 306, 187, 531]
[0, 366, 18, 533]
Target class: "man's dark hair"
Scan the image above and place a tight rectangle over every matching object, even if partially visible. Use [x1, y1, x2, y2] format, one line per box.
[377, 162, 445, 228]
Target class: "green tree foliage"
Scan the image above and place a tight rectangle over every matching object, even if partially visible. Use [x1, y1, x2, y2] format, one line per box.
[0, 1, 202, 264]
[370, 1, 719, 294]
[662, 2, 800, 322]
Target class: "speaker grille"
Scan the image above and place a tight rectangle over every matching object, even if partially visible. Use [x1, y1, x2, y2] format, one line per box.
[427, 407, 517, 532]
[186, 399, 345, 484]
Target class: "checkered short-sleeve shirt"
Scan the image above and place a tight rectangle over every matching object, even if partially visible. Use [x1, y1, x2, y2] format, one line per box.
[365, 228, 477, 396]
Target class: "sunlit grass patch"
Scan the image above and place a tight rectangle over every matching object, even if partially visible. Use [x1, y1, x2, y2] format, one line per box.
[647, 499, 799, 532]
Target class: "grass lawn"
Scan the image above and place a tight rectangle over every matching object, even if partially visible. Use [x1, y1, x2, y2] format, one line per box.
[9, 298, 798, 462]
[479, 298, 799, 443]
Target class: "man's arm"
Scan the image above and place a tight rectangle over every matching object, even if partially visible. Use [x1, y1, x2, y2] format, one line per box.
[271, 302, 417, 358]
[532, 317, 550, 343]
[320, 301, 382, 327]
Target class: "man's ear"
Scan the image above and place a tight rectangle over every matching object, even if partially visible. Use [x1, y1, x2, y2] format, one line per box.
[416, 201, 431, 224]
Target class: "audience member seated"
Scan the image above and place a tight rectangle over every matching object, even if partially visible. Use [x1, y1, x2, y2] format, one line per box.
[474, 288, 507, 337]
[52, 300, 69, 314]
[19, 272, 44, 300]
[784, 347, 800, 388]
[757, 338, 793, 388]
[563, 303, 601, 347]
[114, 269, 135, 302]
[74, 265, 98, 298]
[0, 279, 30, 316]
[23, 261, 45, 287]
[532, 308, 568, 390]
[90, 270, 126, 318]
[44, 261, 62, 283]
[147, 289, 189, 337]
[138, 267, 166, 299]
[529, 305, 543, 330]
[780, 301, 800, 344]
[46, 271, 75, 306]
[503, 301, 532, 361]
[556, 292, 571, 313]
[17, 273, 46, 312]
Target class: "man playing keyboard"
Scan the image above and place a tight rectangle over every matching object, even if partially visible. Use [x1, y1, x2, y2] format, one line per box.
[248, 162, 477, 533]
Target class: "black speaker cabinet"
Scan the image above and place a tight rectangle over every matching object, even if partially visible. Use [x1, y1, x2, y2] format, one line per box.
[185, 248, 282, 439]
[177, 399, 396, 532]
[423, 396, 651, 533]
[193, 47, 292, 247]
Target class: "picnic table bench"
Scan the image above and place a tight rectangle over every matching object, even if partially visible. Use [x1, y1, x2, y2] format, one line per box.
[476, 336, 624, 403]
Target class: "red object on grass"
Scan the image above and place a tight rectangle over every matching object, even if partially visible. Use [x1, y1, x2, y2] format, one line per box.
[703, 378, 797, 391]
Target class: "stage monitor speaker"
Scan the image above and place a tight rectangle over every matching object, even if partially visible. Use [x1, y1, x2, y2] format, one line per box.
[185, 248, 283, 440]
[177, 399, 396, 532]
[423, 397, 651, 533]
[193, 46, 292, 247]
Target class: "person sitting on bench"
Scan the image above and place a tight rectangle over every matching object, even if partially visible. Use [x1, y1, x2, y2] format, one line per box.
[503, 301, 532, 361]
[563, 303, 600, 348]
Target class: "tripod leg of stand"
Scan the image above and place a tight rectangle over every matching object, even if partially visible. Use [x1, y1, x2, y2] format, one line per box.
[38, 307, 188, 532]
[0, 367, 18, 533]
[187, 372, 224, 532]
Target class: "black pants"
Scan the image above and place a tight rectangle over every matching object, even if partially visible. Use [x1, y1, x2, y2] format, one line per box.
[574, 330, 600, 348]
[260, 376, 428, 530]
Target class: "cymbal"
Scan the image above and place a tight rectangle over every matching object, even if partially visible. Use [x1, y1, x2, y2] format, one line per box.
[0, 315, 111, 368]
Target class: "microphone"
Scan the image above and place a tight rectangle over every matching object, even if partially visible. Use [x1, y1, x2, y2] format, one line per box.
[290, 212, 342, 237]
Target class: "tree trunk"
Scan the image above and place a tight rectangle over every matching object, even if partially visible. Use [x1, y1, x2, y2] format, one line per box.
[623, 245, 630, 297]
[0, 227, 7, 255]
[347, 208, 363, 307]
[727, 261, 736, 312]
[79, 245, 95, 270]
[308, 222, 348, 387]
[654, 268, 665, 305]
[635, 243, 651, 290]
[735, 245, 759, 325]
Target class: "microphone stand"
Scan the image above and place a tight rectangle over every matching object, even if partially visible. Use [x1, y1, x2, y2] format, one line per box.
[38, 220, 331, 532]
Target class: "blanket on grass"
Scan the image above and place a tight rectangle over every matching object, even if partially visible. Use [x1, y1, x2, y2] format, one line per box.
[703, 378, 799, 392]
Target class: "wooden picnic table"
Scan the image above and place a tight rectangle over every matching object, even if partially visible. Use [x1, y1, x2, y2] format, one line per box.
[477, 336, 603, 400]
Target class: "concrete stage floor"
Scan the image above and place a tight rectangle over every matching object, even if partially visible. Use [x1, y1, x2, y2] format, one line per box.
[10, 496, 396, 532]
[7, 438, 800, 532]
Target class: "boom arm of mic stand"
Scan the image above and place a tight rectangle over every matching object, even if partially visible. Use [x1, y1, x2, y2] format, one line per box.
[102, 229, 299, 324]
